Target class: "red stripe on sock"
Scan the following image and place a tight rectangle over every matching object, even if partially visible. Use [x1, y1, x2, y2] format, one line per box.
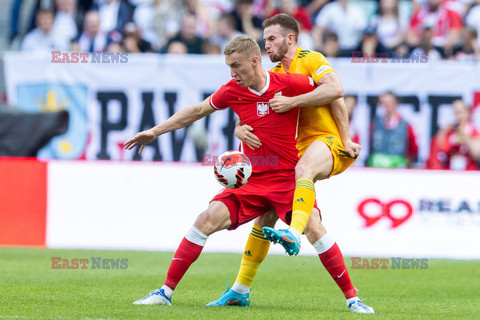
[319, 243, 356, 299]
[164, 237, 204, 290]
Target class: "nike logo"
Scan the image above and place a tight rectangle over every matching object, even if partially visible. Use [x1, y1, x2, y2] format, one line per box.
[282, 234, 296, 243]
[227, 298, 241, 305]
[172, 258, 183, 261]
[337, 270, 346, 278]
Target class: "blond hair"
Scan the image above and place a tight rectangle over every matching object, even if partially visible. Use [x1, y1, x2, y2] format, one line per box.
[224, 36, 261, 59]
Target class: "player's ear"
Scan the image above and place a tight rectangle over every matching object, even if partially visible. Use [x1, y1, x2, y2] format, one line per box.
[287, 33, 295, 45]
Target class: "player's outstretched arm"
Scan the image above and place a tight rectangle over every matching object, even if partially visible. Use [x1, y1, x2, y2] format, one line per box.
[234, 118, 262, 150]
[124, 97, 215, 154]
[270, 72, 343, 113]
[330, 97, 361, 158]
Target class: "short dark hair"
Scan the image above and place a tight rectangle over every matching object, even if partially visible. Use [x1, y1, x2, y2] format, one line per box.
[36, 8, 54, 16]
[382, 91, 400, 103]
[263, 14, 300, 42]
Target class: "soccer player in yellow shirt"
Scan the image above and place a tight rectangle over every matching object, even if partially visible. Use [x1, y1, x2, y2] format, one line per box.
[207, 14, 374, 313]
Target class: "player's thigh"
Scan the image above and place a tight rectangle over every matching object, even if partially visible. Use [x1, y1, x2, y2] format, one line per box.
[253, 209, 278, 228]
[304, 208, 327, 244]
[194, 201, 232, 235]
[296, 140, 333, 181]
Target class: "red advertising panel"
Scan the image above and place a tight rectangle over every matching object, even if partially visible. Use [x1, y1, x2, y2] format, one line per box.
[0, 158, 47, 246]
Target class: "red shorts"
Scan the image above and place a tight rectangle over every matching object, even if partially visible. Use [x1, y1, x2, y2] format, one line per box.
[211, 170, 319, 230]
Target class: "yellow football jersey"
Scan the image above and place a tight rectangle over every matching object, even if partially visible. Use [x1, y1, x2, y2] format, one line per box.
[270, 47, 341, 143]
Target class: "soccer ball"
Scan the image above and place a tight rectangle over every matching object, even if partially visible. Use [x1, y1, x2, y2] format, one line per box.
[213, 150, 252, 189]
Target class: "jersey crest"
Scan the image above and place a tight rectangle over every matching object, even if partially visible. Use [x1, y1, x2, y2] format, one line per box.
[257, 102, 270, 116]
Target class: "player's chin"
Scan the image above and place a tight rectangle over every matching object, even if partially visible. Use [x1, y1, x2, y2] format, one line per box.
[236, 80, 247, 87]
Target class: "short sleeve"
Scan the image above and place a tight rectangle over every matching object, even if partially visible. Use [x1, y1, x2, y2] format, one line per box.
[306, 51, 335, 84]
[288, 73, 316, 96]
[209, 84, 229, 110]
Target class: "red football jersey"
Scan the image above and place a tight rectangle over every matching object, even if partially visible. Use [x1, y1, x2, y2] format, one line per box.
[209, 70, 316, 173]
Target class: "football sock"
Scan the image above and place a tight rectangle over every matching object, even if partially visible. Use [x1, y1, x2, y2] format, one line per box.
[232, 282, 250, 295]
[290, 179, 315, 237]
[234, 224, 270, 292]
[161, 285, 173, 299]
[164, 226, 207, 291]
[314, 234, 356, 299]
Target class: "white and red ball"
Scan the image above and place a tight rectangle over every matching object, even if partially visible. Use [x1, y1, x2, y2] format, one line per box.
[213, 150, 252, 189]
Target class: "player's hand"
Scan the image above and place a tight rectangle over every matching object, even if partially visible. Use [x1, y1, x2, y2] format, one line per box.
[270, 96, 294, 113]
[344, 140, 361, 158]
[235, 124, 262, 150]
[124, 129, 157, 154]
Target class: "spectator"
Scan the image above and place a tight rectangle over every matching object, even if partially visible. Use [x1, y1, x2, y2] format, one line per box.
[163, 14, 206, 54]
[122, 22, 153, 52]
[345, 94, 359, 144]
[367, 91, 418, 168]
[133, 0, 182, 51]
[369, 0, 407, 50]
[22, 9, 70, 51]
[353, 25, 394, 59]
[393, 41, 411, 58]
[268, 0, 315, 49]
[106, 41, 126, 52]
[321, 31, 341, 57]
[209, 14, 244, 53]
[453, 27, 480, 61]
[166, 40, 188, 54]
[202, 43, 222, 54]
[300, 0, 330, 18]
[71, 10, 108, 52]
[9, 0, 42, 45]
[268, 0, 312, 32]
[466, 1, 480, 47]
[228, 0, 264, 42]
[410, 24, 443, 61]
[95, 0, 134, 35]
[407, 0, 463, 58]
[427, 100, 480, 170]
[183, 0, 215, 38]
[52, 0, 82, 43]
[312, 0, 367, 53]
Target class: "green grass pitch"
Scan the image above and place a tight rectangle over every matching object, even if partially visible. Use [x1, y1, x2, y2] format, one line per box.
[1, 247, 479, 319]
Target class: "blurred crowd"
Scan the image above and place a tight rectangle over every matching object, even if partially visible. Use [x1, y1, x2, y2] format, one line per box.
[347, 92, 480, 170]
[7, 0, 480, 170]
[9, 0, 480, 61]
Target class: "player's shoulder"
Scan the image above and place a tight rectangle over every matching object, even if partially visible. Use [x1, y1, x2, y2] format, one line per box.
[215, 79, 243, 98]
[297, 47, 328, 63]
[270, 70, 307, 82]
[222, 78, 243, 92]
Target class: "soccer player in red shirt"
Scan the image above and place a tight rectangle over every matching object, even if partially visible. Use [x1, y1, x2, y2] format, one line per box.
[124, 35, 320, 306]
[209, 14, 373, 314]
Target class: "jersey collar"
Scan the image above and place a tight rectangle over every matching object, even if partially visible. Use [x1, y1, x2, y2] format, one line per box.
[248, 69, 270, 96]
[287, 47, 303, 73]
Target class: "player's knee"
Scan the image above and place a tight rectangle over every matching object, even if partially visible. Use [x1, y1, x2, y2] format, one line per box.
[295, 162, 315, 180]
[194, 209, 229, 235]
[256, 211, 278, 227]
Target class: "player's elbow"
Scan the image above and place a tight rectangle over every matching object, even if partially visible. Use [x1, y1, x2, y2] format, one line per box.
[193, 104, 210, 119]
[333, 83, 343, 100]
